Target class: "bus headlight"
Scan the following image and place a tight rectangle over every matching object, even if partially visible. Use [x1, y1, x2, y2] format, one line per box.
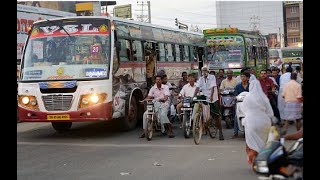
[22, 97, 30, 105]
[79, 93, 107, 109]
[90, 94, 99, 103]
[18, 95, 39, 111]
[82, 98, 89, 105]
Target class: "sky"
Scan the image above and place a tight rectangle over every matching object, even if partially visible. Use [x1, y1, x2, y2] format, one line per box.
[107, 0, 218, 31]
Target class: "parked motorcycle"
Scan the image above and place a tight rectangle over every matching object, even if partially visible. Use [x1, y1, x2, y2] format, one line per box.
[220, 88, 236, 129]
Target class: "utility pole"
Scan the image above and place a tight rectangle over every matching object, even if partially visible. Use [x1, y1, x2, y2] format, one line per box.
[249, 15, 260, 32]
[147, 1, 151, 23]
[279, 27, 282, 48]
[136, 1, 151, 23]
[282, 1, 288, 47]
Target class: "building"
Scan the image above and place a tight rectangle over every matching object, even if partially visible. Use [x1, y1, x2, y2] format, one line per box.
[215, 1, 284, 47]
[17, 1, 76, 13]
[284, 1, 303, 47]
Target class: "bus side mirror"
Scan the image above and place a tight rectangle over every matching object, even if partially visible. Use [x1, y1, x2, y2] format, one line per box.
[116, 41, 121, 49]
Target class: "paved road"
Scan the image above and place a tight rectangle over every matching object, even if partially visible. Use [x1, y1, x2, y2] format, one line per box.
[17, 121, 297, 180]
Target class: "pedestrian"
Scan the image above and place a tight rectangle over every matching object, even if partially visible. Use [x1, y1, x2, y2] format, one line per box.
[216, 69, 225, 88]
[193, 67, 224, 140]
[241, 80, 273, 165]
[178, 72, 188, 90]
[281, 72, 303, 135]
[278, 67, 293, 124]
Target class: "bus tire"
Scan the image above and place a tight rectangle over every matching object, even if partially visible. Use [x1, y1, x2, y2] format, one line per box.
[122, 96, 138, 131]
[51, 122, 72, 133]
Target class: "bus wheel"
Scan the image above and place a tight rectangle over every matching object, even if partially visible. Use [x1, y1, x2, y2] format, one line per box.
[122, 96, 138, 130]
[51, 122, 72, 133]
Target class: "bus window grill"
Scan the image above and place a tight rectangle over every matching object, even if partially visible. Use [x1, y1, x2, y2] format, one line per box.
[42, 95, 73, 111]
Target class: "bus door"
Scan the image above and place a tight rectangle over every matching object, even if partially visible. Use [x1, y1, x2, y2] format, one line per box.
[144, 41, 157, 88]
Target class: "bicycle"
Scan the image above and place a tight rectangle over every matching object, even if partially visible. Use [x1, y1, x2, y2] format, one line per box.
[192, 95, 218, 145]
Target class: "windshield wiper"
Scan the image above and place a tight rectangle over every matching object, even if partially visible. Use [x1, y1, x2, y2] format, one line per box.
[46, 19, 71, 37]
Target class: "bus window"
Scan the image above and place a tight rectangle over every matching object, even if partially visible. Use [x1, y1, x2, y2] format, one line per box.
[175, 44, 181, 62]
[184, 45, 190, 62]
[171, 44, 176, 61]
[165, 44, 174, 62]
[247, 46, 256, 67]
[179, 45, 184, 61]
[189, 46, 195, 62]
[132, 40, 143, 61]
[193, 46, 198, 61]
[158, 43, 166, 62]
[119, 39, 131, 61]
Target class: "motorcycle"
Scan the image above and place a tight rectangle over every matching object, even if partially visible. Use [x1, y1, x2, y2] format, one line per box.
[145, 99, 162, 141]
[253, 138, 303, 180]
[181, 96, 193, 138]
[220, 88, 236, 129]
[235, 91, 249, 132]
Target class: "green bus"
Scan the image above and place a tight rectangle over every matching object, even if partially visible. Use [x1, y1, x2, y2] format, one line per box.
[203, 28, 268, 75]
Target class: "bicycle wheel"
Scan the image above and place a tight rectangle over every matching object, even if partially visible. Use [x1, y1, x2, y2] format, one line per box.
[193, 113, 202, 145]
[146, 115, 154, 141]
[207, 116, 218, 139]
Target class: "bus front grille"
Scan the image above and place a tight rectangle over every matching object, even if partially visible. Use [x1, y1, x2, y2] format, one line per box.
[42, 95, 73, 111]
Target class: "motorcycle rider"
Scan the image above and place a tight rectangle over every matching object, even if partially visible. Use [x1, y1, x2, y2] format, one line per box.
[193, 67, 224, 140]
[219, 70, 237, 91]
[176, 73, 197, 128]
[232, 71, 250, 138]
[219, 69, 237, 121]
[139, 75, 175, 138]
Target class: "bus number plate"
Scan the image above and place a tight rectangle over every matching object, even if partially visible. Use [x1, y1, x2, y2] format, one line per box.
[47, 114, 70, 120]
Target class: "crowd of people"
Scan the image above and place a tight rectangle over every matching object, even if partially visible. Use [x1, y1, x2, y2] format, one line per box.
[138, 65, 303, 166]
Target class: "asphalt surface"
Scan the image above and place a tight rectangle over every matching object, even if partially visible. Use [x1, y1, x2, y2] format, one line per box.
[17, 120, 297, 180]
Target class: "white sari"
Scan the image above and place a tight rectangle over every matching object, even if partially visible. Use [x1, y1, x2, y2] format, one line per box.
[278, 72, 291, 119]
[242, 80, 273, 152]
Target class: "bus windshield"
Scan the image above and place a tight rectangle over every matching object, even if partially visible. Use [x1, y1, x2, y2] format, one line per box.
[21, 18, 111, 81]
[205, 35, 245, 68]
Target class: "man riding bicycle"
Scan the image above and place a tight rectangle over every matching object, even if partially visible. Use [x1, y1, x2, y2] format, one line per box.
[139, 75, 175, 138]
[193, 67, 224, 140]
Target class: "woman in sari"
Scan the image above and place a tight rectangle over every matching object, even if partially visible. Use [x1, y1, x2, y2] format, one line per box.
[241, 80, 273, 165]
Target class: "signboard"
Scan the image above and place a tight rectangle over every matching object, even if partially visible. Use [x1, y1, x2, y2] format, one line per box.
[17, 4, 76, 59]
[113, 4, 132, 18]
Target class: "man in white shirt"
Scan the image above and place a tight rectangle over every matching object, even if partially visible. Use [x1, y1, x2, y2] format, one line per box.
[193, 67, 224, 140]
[176, 73, 197, 127]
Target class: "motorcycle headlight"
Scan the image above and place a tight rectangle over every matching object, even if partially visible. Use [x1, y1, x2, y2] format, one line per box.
[183, 102, 191, 107]
[236, 95, 245, 102]
[253, 161, 269, 174]
[147, 105, 153, 111]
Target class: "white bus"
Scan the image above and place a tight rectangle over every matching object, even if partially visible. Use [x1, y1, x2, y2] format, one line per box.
[18, 16, 203, 132]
